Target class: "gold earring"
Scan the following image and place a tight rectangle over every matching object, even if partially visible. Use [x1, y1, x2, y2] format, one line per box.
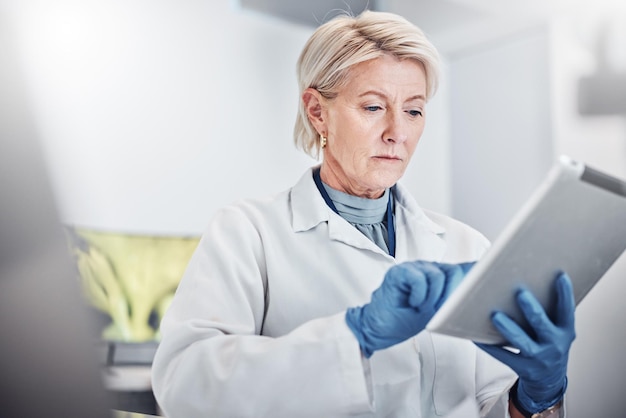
[320, 134, 327, 149]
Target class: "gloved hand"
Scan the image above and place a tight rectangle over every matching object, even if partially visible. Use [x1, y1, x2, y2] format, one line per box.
[477, 272, 576, 414]
[345, 260, 474, 358]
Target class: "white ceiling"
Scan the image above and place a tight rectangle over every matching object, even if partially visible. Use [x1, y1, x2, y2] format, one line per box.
[237, 0, 626, 55]
[237, 0, 553, 54]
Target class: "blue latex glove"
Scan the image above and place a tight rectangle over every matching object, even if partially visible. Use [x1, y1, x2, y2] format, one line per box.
[477, 272, 576, 414]
[346, 260, 474, 358]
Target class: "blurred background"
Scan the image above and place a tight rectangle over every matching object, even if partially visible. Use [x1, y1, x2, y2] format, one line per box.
[1, 0, 625, 416]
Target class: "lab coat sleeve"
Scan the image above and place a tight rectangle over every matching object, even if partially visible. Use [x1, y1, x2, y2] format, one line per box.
[151, 206, 372, 418]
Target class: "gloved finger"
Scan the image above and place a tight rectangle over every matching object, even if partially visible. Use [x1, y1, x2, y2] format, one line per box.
[517, 289, 556, 342]
[491, 310, 536, 355]
[400, 262, 433, 308]
[432, 263, 467, 309]
[458, 261, 476, 275]
[434, 262, 471, 280]
[413, 262, 446, 309]
[379, 263, 424, 307]
[553, 273, 575, 330]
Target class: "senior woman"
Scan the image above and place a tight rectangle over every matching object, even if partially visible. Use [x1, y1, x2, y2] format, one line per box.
[152, 10, 574, 418]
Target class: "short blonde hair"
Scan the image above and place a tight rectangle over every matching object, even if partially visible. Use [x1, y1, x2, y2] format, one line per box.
[293, 10, 441, 159]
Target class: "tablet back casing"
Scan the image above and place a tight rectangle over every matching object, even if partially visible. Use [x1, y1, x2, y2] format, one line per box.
[427, 156, 626, 344]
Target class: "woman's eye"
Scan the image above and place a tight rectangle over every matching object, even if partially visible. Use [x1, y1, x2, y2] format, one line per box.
[365, 105, 383, 112]
[408, 109, 423, 117]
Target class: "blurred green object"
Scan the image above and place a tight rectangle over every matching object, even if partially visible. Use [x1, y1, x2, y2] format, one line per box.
[67, 228, 199, 342]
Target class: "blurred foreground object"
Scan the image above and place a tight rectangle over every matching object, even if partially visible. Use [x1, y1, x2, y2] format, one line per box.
[67, 228, 199, 342]
[0, 8, 111, 417]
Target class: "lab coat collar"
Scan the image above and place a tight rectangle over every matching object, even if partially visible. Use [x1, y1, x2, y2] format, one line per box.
[291, 166, 329, 233]
[290, 166, 447, 260]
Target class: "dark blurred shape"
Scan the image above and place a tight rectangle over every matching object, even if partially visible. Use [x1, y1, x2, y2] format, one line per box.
[578, 74, 626, 115]
[578, 24, 626, 116]
[238, 0, 383, 26]
[0, 10, 111, 418]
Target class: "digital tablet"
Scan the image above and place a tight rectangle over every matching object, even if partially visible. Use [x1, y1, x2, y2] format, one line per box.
[426, 156, 626, 344]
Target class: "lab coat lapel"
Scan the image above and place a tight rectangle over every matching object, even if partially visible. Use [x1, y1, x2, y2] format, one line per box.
[326, 213, 390, 255]
[393, 183, 447, 263]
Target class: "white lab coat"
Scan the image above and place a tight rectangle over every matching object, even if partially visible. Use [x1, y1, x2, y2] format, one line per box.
[152, 167, 516, 418]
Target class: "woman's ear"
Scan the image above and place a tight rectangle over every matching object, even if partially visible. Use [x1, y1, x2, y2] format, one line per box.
[302, 88, 327, 135]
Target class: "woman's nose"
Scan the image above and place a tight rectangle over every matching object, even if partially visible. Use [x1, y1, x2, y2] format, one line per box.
[383, 110, 408, 144]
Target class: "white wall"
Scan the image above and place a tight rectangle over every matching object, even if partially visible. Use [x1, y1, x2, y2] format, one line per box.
[5, 0, 314, 235]
[448, 28, 554, 240]
[4, 0, 452, 236]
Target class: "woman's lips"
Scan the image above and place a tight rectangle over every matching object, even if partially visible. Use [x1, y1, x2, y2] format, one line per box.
[373, 155, 402, 161]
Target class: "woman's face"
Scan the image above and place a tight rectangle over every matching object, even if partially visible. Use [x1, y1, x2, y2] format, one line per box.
[312, 54, 427, 198]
